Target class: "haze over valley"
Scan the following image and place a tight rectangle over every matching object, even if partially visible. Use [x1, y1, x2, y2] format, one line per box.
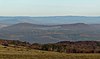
[0, 16, 100, 43]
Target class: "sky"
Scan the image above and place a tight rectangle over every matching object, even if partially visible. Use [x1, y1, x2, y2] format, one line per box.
[0, 0, 99, 16]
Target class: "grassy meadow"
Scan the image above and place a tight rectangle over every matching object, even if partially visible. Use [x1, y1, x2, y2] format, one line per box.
[0, 45, 100, 59]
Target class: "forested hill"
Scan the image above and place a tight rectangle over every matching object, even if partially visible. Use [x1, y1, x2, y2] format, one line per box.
[1, 23, 100, 43]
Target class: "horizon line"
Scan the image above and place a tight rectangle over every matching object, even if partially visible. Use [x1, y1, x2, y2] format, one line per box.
[0, 15, 100, 17]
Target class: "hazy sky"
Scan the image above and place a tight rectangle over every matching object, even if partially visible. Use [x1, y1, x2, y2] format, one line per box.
[0, 0, 99, 16]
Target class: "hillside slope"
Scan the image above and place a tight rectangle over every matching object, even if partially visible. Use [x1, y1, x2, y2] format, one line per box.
[0, 23, 100, 43]
[0, 44, 100, 59]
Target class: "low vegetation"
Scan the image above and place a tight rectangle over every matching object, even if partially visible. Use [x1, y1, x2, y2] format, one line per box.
[0, 45, 100, 59]
[0, 39, 100, 59]
[0, 39, 100, 53]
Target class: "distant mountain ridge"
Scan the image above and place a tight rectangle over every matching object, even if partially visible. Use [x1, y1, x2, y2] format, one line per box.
[0, 16, 100, 25]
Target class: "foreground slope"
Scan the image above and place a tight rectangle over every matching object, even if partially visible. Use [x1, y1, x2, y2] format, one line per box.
[0, 45, 100, 59]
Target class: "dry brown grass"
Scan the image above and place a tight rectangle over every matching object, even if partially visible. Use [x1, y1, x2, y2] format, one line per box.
[0, 45, 100, 59]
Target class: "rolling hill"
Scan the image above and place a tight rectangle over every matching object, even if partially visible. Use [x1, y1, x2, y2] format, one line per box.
[0, 23, 100, 43]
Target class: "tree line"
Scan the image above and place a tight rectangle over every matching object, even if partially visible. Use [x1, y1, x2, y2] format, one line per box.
[0, 39, 100, 53]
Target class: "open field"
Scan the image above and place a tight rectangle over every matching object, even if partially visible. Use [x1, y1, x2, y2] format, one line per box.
[0, 45, 99, 59]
